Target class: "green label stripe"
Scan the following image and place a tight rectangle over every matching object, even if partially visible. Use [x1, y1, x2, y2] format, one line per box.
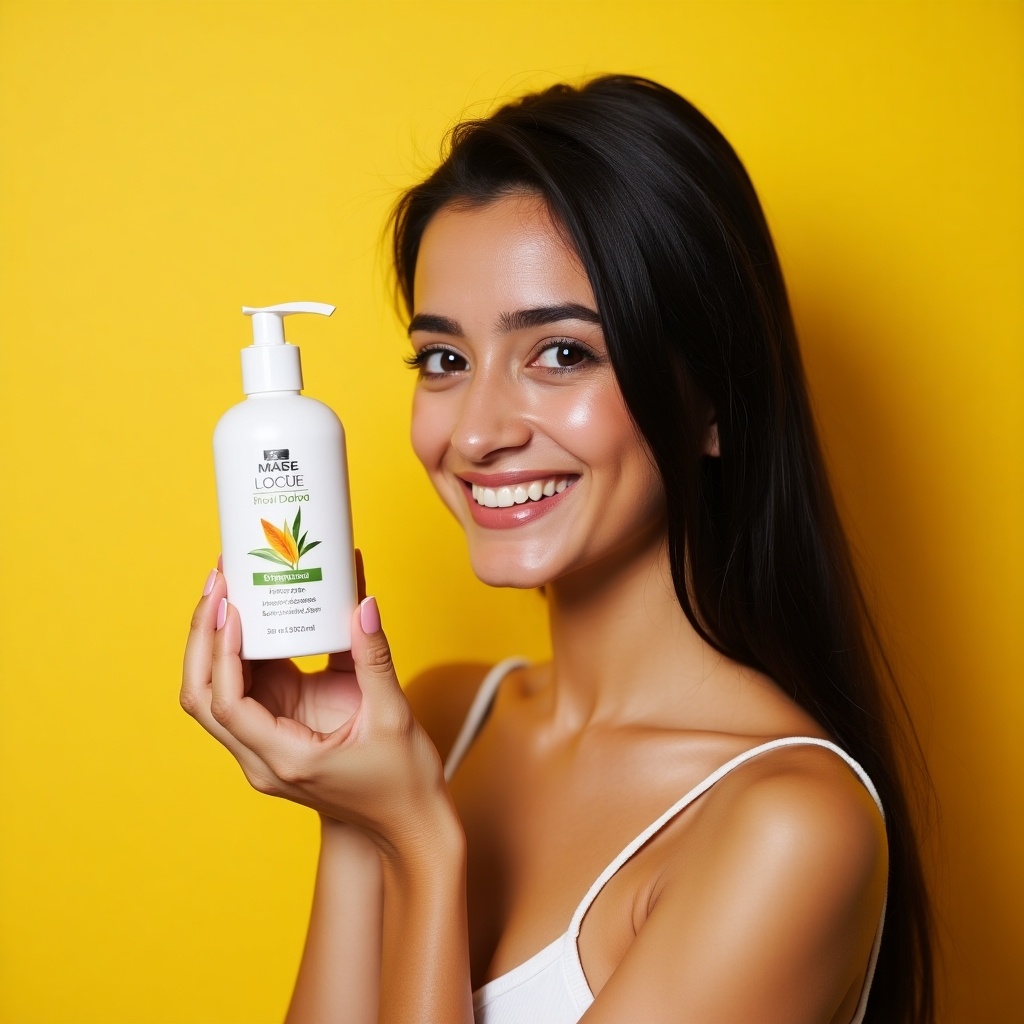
[252, 568, 323, 586]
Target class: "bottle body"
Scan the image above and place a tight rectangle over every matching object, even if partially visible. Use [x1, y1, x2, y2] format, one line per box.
[213, 391, 356, 659]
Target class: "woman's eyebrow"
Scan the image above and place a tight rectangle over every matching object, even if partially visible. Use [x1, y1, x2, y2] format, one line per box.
[407, 303, 602, 338]
[407, 313, 463, 337]
[498, 303, 602, 332]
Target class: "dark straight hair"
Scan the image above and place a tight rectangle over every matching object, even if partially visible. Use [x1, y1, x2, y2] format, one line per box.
[391, 75, 933, 1022]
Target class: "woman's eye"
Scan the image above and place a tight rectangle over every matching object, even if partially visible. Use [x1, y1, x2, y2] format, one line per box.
[533, 342, 590, 370]
[412, 348, 469, 375]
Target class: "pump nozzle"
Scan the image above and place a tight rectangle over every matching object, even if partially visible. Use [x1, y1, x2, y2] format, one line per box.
[242, 301, 336, 346]
[239, 301, 335, 394]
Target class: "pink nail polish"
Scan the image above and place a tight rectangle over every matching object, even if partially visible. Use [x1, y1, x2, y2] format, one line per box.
[216, 597, 228, 631]
[359, 596, 381, 634]
[202, 569, 218, 597]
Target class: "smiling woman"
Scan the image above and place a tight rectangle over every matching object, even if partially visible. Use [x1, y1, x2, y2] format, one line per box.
[181, 75, 933, 1024]
[408, 196, 666, 588]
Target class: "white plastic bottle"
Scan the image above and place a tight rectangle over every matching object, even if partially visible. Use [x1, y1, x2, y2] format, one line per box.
[213, 301, 356, 659]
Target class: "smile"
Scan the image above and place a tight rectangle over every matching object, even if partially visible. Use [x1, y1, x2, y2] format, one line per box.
[459, 474, 579, 530]
[471, 477, 571, 508]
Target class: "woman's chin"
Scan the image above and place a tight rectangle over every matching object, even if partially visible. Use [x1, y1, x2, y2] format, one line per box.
[470, 564, 552, 591]
[466, 549, 559, 591]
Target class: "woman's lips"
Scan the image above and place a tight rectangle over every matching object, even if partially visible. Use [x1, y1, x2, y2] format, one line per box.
[460, 474, 578, 529]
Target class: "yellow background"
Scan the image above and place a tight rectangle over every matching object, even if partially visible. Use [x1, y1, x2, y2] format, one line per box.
[1, 2, 1020, 1020]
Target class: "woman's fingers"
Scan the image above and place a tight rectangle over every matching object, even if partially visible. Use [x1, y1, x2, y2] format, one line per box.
[349, 597, 407, 728]
[207, 601, 350, 792]
[208, 599, 248, 722]
[180, 567, 227, 722]
[181, 570, 282, 788]
[208, 600, 287, 744]
[187, 555, 413, 826]
[327, 549, 365, 673]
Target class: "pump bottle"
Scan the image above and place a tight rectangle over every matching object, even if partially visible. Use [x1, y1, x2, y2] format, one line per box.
[213, 302, 356, 659]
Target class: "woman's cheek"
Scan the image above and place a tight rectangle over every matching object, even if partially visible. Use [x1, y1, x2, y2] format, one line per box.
[410, 390, 446, 471]
[410, 389, 468, 518]
[546, 376, 630, 450]
[561, 381, 604, 432]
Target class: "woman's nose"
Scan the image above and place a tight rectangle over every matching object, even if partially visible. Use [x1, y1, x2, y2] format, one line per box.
[450, 371, 532, 461]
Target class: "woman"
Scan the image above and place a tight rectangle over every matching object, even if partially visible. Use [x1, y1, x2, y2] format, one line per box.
[182, 76, 933, 1023]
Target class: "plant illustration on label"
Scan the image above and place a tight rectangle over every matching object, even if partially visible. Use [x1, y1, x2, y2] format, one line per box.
[248, 507, 321, 571]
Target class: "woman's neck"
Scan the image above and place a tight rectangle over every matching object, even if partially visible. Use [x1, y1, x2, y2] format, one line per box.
[543, 527, 729, 731]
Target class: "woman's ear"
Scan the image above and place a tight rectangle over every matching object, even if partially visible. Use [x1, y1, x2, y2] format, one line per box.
[704, 418, 720, 457]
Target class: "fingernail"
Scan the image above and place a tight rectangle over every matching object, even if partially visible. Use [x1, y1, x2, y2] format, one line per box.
[202, 568, 218, 597]
[359, 596, 381, 634]
[216, 597, 228, 631]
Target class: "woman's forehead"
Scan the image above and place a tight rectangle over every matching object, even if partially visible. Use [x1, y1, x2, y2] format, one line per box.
[413, 195, 594, 317]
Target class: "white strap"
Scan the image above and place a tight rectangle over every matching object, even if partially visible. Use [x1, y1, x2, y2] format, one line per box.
[443, 657, 529, 782]
[569, 736, 886, 934]
[563, 736, 887, 1022]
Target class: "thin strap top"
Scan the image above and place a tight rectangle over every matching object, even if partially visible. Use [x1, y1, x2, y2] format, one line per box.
[444, 659, 887, 1024]
[444, 657, 529, 782]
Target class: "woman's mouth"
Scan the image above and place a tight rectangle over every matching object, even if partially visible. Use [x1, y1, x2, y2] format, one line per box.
[460, 475, 578, 529]
[470, 477, 571, 508]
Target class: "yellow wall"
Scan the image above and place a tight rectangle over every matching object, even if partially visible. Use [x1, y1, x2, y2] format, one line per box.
[0, 2, 1019, 1020]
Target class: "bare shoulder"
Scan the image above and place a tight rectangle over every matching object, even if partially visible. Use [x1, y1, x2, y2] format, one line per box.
[691, 741, 887, 902]
[586, 742, 888, 1023]
[403, 661, 493, 764]
[732, 740, 884, 826]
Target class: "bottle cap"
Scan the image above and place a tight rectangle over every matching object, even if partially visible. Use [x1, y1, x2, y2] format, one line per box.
[239, 301, 335, 394]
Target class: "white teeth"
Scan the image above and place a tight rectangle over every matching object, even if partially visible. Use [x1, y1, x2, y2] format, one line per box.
[470, 477, 572, 507]
[472, 483, 501, 507]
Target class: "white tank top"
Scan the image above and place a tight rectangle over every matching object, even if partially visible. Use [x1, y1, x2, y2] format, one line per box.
[444, 659, 888, 1024]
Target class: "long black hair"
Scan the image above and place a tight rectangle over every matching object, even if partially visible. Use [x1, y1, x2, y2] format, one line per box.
[391, 75, 933, 1023]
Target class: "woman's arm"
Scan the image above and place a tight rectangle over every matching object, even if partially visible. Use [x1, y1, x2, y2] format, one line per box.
[376, 801, 472, 1023]
[182, 575, 474, 1023]
[286, 817, 383, 1024]
[285, 657, 489, 1023]
[581, 751, 888, 1024]
[338, 606, 474, 1023]
[183, 573, 386, 1021]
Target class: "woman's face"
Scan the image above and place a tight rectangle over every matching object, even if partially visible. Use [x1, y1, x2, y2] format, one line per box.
[409, 193, 666, 590]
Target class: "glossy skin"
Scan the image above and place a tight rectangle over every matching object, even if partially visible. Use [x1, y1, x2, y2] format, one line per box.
[409, 196, 666, 591]
[405, 196, 887, 1022]
[181, 194, 888, 1024]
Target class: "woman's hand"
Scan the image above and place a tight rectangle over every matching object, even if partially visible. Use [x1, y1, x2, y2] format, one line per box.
[182, 559, 474, 1022]
[180, 561, 455, 861]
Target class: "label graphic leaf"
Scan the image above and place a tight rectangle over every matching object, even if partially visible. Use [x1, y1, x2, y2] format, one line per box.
[261, 519, 299, 565]
[300, 540, 322, 556]
[292, 507, 302, 542]
[297, 531, 308, 553]
[248, 548, 293, 566]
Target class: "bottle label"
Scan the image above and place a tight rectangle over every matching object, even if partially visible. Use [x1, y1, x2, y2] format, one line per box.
[249, 468, 326, 637]
[252, 568, 323, 585]
[215, 430, 354, 657]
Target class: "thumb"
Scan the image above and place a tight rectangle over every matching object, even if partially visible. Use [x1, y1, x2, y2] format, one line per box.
[350, 596, 404, 717]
